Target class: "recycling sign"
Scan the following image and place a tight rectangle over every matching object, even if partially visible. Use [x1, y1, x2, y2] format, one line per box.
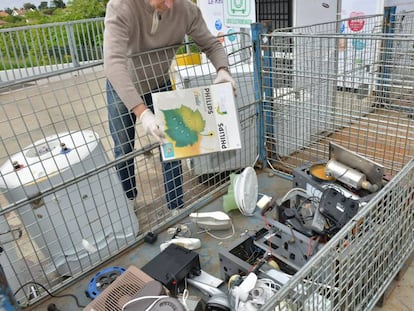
[224, 0, 256, 27]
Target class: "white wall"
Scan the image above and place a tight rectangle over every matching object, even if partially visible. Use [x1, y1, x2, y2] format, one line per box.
[293, 0, 338, 27]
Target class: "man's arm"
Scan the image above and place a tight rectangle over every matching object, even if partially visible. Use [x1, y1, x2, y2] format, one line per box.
[131, 102, 147, 118]
[104, 2, 147, 112]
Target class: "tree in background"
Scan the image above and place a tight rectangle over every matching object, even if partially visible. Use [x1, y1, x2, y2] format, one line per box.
[38, 2, 48, 10]
[1, 0, 108, 26]
[67, 0, 105, 19]
[53, 0, 66, 9]
[23, 3, 37, 10]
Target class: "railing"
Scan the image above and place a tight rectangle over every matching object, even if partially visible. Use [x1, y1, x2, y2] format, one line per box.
[0, 29, 255, 306]
[0, 18, 104, 86]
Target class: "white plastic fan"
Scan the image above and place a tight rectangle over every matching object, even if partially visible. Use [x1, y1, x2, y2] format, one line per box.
[233, 167, 258, 216]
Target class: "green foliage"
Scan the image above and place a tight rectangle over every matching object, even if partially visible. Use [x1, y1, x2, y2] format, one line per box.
[42, 8, 55, 15]
[25, 10, 49, 24]
[0, 16, 105, 70]
[176, 39, 201, 55]
[2, 0, 107, 26]
[3, 15, 25, 25]
[0, 0, 108, 70]
[67, 0, 106, 19]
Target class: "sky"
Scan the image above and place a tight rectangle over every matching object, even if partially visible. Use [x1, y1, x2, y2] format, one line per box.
[1, 1, 65, 10]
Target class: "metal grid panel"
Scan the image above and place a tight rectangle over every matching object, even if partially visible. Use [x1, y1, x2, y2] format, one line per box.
[258, 13, 414, 311]
[0, 30, 257, 305]
[0, 18, 104, 85]
[261, 159, 414, 311]
[262, 14, 414, 176]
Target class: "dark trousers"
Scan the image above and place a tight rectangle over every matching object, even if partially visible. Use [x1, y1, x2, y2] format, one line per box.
[106, 80, 184, 209]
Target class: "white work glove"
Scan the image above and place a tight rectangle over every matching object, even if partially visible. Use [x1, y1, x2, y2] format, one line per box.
[214, 67, 237, 95]
[140, 109, 165, 144]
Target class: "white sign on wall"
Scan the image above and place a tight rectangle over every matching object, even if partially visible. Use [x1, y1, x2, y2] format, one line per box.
[223, 0, 256, 28]
[294, 0, 337, 27]
[198, 0, 226, 38]
[198, 0, 243, 64]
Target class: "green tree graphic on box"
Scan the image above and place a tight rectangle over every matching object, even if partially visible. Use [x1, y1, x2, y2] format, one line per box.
[162, 105, 206, 147]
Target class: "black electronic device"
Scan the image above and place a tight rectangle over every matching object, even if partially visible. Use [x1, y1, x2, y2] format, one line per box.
[282, 208, 314, 237]
[218, 228, 296, 282]
[319, 187, 359, 229]
[141, 244, 201, 296]
[253, 219, 322, 271]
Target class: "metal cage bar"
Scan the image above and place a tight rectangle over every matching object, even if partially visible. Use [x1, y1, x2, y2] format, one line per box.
[0, 31, 257, 306]
[256, 13, 414, 311]
[0, 18, 104, 86]
[262, 159, 414, 311]
[262, 14, 414, 176]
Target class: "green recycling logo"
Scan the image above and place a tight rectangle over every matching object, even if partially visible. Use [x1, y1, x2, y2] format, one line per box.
[227, 0, 250, 16]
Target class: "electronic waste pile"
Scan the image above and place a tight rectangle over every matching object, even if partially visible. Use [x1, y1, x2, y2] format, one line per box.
[84, 142, 387, 311]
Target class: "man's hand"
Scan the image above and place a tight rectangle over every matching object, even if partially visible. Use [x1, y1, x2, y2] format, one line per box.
[214, 67, 237, 95]
[140, 109, 165, 144]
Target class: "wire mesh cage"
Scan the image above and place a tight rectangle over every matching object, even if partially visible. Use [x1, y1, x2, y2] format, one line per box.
[261, 14, 414, 176]
[0, 29, 256, 305]
[1, 10, 413, 309]
[256, 13, 414, 311]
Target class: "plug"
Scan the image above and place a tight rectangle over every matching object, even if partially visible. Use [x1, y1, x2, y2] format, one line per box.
[256, 194, 272, 209]
[144, 231, 158, 244]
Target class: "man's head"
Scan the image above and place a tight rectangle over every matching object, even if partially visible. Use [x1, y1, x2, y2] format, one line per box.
[148, 0, 175, 12]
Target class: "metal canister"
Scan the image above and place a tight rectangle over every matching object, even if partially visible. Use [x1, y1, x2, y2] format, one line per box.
[325, 159, 367, 190]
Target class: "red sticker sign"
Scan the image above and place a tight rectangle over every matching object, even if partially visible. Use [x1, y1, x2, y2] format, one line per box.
[348, 12, 365, 32]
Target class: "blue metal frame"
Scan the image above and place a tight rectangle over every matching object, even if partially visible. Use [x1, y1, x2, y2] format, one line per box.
[251, 21, 273, 167]
[377, 6, 397, 104]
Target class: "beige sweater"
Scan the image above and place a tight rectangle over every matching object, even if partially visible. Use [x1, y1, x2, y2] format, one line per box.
[103, 0, 229, 110]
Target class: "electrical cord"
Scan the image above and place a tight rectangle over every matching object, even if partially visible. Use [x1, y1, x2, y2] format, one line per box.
[199, 221, 235, 240]
[121, 295, 169, 311]
[179, 278, 190, 311]
[245, 247, 262, 266]
[13, 281, 86, 308]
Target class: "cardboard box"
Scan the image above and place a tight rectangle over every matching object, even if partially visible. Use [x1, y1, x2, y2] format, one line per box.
[153, 82, 241, 161]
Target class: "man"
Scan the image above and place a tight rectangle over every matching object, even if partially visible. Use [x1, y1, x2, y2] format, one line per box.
[104, 0, 236, 210]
